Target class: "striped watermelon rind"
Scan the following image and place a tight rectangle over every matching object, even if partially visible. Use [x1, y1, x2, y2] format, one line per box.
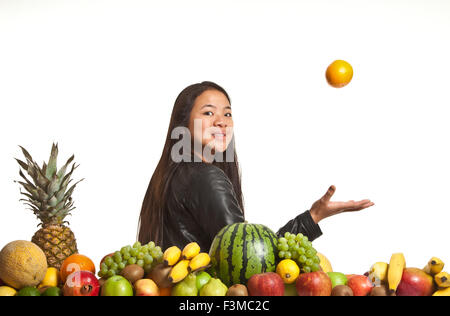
[208, 222, 279, 287]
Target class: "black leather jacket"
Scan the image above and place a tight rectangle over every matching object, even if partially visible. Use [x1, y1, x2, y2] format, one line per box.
[161, 160, 322, 252]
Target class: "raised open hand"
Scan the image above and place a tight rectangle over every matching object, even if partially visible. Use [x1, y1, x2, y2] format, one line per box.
[309, 185, 374, 224]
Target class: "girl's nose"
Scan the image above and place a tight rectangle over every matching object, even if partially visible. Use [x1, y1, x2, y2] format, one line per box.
[214, 118, 226, 128]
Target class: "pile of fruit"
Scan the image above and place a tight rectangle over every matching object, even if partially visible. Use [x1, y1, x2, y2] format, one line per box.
[0, 144, 449, 296]
[1, 236, 449, 296]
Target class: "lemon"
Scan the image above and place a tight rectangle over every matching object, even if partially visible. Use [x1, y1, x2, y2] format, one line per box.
[0, 286, 17, 296]
[276, 259, 300, 284]
[38, 267, 59, 288]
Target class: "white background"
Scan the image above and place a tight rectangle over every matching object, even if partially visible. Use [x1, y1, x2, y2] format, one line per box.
[1, 0, 449, 275]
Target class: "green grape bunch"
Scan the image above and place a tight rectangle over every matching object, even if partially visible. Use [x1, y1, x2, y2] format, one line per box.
[98, 241, 163, 279]
[277, 232, 321, 273]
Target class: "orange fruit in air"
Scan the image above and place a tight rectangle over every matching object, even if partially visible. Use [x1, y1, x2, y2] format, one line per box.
[325, 60, 353, 88]
[60, 254, 96, 284]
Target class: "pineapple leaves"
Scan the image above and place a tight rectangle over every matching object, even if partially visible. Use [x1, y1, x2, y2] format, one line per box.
[16, 144, 83, 222]
[34, 161, 50, 190]
[15, 158, 28, 171]
[63, 179, 84, 201]
[47, 175, 60, 197]
[18, 169, 37, 192]
[57, 154, 75, 182]
[18, 145, 34, 163]
[45, 143, 58, 180]
[16, 181, 38, 198]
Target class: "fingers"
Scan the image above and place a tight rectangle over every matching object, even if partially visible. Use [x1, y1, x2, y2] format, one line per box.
[330, 199, 374, 212]
[321, 185, 336, 202]
[344, 201, 375, 212]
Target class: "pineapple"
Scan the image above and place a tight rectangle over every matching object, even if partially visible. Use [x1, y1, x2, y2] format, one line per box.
[15, 143, 83, 269]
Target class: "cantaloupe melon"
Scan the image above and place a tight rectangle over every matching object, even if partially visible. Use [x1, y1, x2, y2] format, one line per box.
[0, 240, 48, 289]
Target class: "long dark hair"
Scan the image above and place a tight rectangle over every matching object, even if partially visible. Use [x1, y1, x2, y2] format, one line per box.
[137, 81, 244, 245]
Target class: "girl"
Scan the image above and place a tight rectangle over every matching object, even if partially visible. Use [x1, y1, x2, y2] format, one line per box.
[138, 81, 374, 251]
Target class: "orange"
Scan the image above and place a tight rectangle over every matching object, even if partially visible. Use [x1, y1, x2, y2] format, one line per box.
[159, 286, 172, 296]
[60, 254, 96, 284]
[325, 60, 353, 88]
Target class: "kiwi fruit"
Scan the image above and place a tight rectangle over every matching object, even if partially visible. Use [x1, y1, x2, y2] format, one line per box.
[98, 277, 108, 288]
[148, 263, 173, 288]
[370, 285, 395, 296]
[226, 284, 249, 296]
[120, 264, 145, 284]
[331, 285, 354, 296]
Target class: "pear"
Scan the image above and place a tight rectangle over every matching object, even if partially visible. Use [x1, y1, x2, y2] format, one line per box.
[199, 278, 228, 296]
[171, 273, 198, 296]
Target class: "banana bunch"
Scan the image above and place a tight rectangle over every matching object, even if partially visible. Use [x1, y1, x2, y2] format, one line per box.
[162, 242, 211, 283]
[422, 257, 450, 296]
[423, 257, 445, 276]
[419, 256, 450, 296]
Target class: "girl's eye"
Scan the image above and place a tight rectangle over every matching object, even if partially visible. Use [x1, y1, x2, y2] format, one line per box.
[225, 113, 232, 117]
[203, 111, 213, 116]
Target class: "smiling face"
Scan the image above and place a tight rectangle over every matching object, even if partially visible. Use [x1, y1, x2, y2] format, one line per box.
[188, 89, 234, 160]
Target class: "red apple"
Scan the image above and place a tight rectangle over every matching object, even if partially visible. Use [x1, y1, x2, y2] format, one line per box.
[347, 275, 373, 296]
[247, 272, 284, 296]
[63, 271, 100, 296]
[296, 271, 332, 296]
[396, 268, 434, 296]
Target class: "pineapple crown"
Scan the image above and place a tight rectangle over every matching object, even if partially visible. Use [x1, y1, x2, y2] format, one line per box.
[15, 143, 84, 225]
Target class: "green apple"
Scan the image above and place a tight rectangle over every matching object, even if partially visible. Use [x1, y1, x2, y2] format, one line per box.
[101, 276, 133, 296]
[196, 271, 212, 291]
[327, 272, 348, 288]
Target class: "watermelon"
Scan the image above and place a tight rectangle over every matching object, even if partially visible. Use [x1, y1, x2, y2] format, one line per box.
[208, 222, 279, 287]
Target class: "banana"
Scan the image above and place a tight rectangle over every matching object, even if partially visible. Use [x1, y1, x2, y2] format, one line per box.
[369, 262, 389, 285]
[188, 253, 211, 272]
[387, 253, 406, 294]
[163, 246, 182, 267]
[434, 271, 450, 288]
[182, 242, 200, 260]
[423, 257, 445, 276]
[433, 287, 450, 296]
[168, 259, 190, 283]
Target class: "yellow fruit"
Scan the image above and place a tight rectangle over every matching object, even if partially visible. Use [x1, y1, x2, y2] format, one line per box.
[317, 253, 333, 273]
[163, 246, 182, 267]
[0, 240, 48, 289]
[182, 242, 200, 260]
[38, 267, 60, 288]
[369, 262, 389, 284]
[188, 253, 211, 272]
[434, 271, 450, 288]
[168, 260, 190, 283]
[423, 257, 445, 276]
[387, 253, 406, 294]
[0, 286, 17, 296]
[433, 287, 450, 296]
[276, 259, 300, 284]
[325, 60, 353, 88]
